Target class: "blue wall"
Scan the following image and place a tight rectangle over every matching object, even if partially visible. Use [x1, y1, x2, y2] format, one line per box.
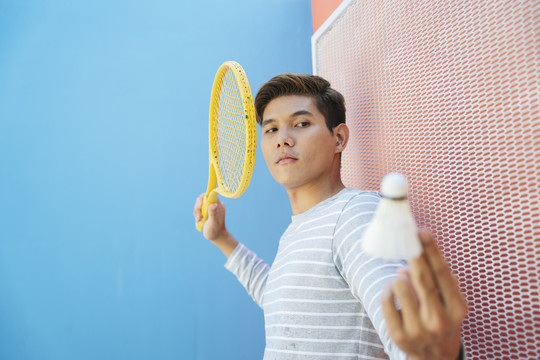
[0, 1, 313, 359]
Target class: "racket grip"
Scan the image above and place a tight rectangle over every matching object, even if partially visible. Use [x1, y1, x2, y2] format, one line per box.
[195, 191, 218, 232]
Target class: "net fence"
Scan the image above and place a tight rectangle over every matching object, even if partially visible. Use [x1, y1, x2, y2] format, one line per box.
[313, 1, 539, 358]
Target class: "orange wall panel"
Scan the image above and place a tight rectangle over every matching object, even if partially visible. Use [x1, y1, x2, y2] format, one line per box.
[312, 0, 344, 32]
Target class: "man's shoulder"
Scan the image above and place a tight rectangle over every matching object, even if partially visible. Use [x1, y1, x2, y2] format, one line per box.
[326, 189, 381, 238]
[335, 188, 381, 221]
[294, 188, 380, 227]
[339, 188, 381, 206]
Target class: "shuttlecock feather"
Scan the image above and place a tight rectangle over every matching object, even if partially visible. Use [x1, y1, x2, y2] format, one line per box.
[362, 173, 422, 261]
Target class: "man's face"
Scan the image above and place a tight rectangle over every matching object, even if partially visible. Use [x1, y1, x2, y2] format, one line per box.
[260, 95, 341, 190]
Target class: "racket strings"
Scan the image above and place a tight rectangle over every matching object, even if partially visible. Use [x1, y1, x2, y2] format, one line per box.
[214, 69, 247, 192]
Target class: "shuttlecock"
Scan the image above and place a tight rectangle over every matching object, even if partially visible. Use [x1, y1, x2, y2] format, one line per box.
[362, 173, 422, 261]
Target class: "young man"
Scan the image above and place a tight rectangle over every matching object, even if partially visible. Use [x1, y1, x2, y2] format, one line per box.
[193, 74, 467, 360]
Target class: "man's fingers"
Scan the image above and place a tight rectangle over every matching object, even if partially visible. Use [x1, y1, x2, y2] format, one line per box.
[417, 230, 468, 321]
[381, 285, 405, 345]
[202, 198, 227, 241]
[207, 202, 217, 218]
[408, 231, 447, 330]
[193, 193, 205, 221]
[409, 256, 442, 312]
[207, 199, 224, 223]
[397, 266, 410, 279]
[391, 277, 423, 337]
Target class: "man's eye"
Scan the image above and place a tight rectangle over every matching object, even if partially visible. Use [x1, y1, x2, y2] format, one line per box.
[296, 121, 310, 127]
[264, 128, 277, 134]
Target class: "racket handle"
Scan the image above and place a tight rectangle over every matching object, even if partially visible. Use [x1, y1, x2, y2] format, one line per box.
[195, 191, 218, 232]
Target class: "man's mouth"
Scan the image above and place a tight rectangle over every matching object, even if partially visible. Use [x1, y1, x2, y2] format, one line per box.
[276, 152, 298, 165]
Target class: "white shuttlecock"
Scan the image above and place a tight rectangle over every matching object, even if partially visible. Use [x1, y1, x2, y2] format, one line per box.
[362, 173, 422, 261]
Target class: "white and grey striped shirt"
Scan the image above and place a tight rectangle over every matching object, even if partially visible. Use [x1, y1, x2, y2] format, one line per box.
[226, 188, 407, 360]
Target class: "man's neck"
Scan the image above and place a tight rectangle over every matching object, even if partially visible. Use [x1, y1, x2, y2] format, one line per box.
[286, 179, 346, 215]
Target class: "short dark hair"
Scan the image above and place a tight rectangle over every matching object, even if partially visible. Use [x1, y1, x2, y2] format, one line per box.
[254, 73, 346, 131]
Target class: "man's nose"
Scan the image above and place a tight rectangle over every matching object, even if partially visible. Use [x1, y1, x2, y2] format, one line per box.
[277, 128, 294, 148]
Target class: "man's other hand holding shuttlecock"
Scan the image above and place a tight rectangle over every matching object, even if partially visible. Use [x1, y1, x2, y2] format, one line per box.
[363, 173, 468, 360]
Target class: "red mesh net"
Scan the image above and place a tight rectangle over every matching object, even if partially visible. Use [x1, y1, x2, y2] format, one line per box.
[313, 1, 539, 359]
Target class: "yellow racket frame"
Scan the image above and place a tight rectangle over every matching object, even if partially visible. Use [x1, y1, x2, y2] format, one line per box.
[196, 61, 257, 232]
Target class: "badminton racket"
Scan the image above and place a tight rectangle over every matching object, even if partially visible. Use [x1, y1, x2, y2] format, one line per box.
[195, 61, 257, 232]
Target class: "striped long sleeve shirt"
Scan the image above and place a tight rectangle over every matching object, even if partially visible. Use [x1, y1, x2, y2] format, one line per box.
[225, 188, 408, 360]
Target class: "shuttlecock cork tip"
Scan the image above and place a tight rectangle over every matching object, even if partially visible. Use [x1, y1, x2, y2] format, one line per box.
[381, 173, 409, 200]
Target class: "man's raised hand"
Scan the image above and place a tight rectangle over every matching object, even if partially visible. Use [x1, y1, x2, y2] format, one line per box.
[381, 229, 468, 360]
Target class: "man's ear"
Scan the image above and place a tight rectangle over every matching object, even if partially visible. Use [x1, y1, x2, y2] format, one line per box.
[334, 123, 349, 153]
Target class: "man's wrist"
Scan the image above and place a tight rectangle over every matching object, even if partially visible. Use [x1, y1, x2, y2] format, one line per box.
[213, 231, 238, 258]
